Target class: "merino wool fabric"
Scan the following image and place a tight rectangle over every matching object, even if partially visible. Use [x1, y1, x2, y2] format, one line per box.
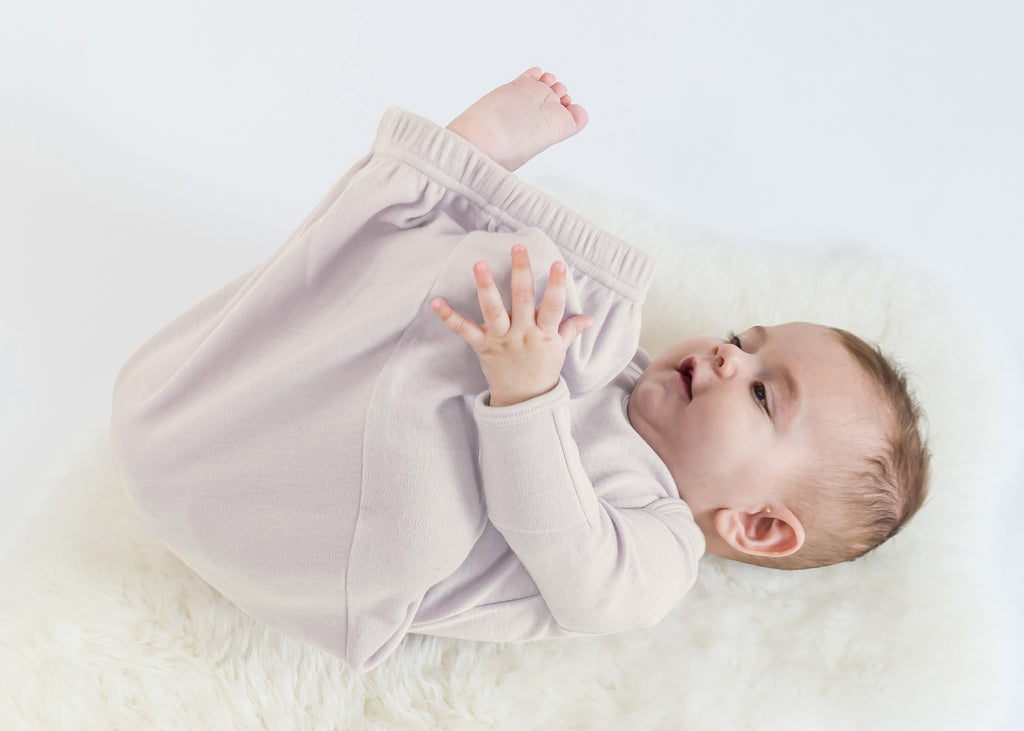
[108, 108, 704, 673]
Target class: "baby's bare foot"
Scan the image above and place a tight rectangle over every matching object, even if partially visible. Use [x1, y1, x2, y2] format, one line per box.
[446, 67, 589, 172]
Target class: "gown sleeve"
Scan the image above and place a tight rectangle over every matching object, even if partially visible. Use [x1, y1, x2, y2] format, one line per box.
[472, 379, 704, 635]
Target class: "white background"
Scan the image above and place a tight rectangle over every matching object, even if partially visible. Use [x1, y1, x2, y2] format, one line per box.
[2, 0, 1021, 725]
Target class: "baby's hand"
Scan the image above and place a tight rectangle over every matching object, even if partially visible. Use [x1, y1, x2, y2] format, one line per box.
[431, 245, 594, 407]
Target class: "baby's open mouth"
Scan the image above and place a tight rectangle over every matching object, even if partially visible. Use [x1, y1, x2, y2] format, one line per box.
[678, 357, 694, 399]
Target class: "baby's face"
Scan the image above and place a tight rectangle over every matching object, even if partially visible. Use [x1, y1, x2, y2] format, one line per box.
[628, 322, 879, 526]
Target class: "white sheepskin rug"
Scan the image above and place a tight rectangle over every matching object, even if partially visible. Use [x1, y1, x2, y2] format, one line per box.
[2, 181, 1021, 730]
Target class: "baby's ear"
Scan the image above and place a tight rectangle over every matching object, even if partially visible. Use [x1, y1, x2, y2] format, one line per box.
[713, 507, 805, 558]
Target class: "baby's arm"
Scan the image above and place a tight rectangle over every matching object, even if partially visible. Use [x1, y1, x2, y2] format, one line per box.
[433, 248, 702, 634]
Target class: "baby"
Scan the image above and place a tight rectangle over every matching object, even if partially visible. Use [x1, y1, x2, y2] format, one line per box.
[109, 68, 930, 673]
[437, 69, 930, 571]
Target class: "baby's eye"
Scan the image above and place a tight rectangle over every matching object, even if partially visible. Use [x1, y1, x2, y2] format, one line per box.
[753, 382, 769, 413]
[727, 331, 743, 349]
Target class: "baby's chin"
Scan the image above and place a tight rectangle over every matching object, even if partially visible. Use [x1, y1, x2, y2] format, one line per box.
[626, 383, 682, 469]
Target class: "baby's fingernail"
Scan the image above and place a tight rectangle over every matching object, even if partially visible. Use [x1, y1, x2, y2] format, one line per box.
[553, 261, 566, 274]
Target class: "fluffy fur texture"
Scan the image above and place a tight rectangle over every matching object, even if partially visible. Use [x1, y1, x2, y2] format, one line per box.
[2, 183, 1021, 730]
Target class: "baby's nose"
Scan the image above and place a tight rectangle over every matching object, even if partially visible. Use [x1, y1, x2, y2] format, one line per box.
[711, 345, 737, 377]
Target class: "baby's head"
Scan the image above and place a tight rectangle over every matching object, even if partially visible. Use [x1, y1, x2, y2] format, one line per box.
[627, 322, 929, 570]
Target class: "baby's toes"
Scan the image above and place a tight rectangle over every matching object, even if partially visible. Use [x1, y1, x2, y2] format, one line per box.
[539, 71, 557, 86]
[550, 81, 568, 98]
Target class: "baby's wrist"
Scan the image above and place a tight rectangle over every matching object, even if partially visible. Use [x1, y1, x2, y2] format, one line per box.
[488, 392, 525, 408]
[488, 383, 557, 408]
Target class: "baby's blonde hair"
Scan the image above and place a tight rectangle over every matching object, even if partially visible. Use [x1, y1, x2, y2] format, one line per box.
[747, 327, 931, 571]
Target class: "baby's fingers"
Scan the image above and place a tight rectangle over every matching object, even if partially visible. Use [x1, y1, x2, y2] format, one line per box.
[431, 298, 485, 348]
[558, 314, 596, 349]
[536, 261, 568, 332]
[474, 261, 511, 335]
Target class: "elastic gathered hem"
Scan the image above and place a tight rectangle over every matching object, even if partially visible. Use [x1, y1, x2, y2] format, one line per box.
[372, 107, 656, 304]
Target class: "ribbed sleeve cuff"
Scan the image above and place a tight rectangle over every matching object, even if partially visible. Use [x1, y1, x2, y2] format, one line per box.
[473, 378, 570, 427]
